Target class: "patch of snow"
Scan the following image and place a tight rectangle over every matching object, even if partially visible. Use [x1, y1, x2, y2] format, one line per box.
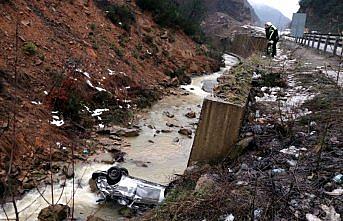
[92, 108, 109, 117]
[280, 146, 299, 157]
[44, 91, 48, 95]
[98, 124, 105, 129]
[108, 69, 115, 75]
[76, 69, 91, 78]
[86, 80, 94, 88]
[31, 101, 42, 105]
[224, 214, 235, 221]
[95, 86, 107, 92]
[51, 119, 64, 127]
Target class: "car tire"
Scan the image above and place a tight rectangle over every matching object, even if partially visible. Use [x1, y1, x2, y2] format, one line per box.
[120, 168, 129, 176]
[106, 166, 122, 185]
[92, 172, 107, 180]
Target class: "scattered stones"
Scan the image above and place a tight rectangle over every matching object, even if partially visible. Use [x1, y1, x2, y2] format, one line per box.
[38, 204, 70, 221]
[178, 128, 192, 136]
[185, 111, 196, 118]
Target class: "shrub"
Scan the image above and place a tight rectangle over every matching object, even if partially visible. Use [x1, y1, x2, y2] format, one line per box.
[106, 4, 135, 31]
[23, 42, 37, 55]
[136, 0, 206, 41]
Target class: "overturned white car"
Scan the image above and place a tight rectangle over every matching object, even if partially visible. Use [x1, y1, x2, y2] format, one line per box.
[92, 166, 168, 208]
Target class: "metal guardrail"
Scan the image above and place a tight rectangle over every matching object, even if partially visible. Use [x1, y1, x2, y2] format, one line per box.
[285, 33, 343, 57]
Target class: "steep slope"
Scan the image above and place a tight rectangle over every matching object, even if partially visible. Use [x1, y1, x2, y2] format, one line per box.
[0, 0, 219, 190]
[298, 0, 343, 32]
[200, 0, 259, 42]
[250, 3, 291, 30]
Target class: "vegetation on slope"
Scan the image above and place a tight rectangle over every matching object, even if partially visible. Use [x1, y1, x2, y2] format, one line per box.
[299, 0, 343, 32]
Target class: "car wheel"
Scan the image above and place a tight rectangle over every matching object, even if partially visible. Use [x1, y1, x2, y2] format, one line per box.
[120, 168, 129, 176]
[106, 166, 122, 185]
[92, 172, 107, 180]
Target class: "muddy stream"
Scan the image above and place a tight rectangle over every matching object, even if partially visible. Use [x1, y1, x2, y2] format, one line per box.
[1, 54, 239, 220]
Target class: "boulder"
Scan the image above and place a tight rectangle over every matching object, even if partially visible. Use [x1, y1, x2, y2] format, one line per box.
[38, 204, 70, 221]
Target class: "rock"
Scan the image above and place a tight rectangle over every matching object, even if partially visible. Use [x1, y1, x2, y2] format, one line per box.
[170, 77, 180, 87]
[195, 174, 216, 193]
[38, 204, 70, 221]
[178, 128, 192, 136]
[179, 75, 191, 85]
[132, 160, 148, 167]
[148, 140, 154, 143]
[62, 165, 74, 179]
[99, 153, 114, 164]
[166, 123, 175, 127]
[109, 135, 122, 141]
[202, 80, 217, 92]
[185, 111, 196, 119]
[23, 181, 35, 190]
[173, 137, 180, 143]
[164, 111, 174, 118]
[21, 20, 30, 26]
[97, 126, 139, 137]
[87, 215, 105, 221]
[161, 129, 172, 133]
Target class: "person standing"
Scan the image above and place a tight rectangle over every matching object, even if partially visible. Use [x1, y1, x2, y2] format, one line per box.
[265, 22, 279, 57]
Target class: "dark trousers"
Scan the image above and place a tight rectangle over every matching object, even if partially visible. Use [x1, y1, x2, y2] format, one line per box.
[267, 41, 278, 57]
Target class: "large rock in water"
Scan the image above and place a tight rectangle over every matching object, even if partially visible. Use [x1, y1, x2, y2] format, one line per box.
[38, 204, 70, 221]
[97, 126, 139, 137]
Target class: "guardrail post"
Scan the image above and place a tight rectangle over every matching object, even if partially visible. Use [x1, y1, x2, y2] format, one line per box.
[307, 35, 311, 47]
[301, 37, 305, 45]
[323, 35, 329, 53]
[317, 35, 322, 50]
[311, 35, 316, 48]
[333, 36, 340, 56]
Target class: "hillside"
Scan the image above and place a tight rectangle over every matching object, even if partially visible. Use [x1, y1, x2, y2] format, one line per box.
[298, 0, 343, 32]
[250, 3, 291, 30]
[0, 0, 219, 192]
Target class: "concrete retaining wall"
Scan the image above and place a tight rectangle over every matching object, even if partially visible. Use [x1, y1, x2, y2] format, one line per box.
[188, 96, 246, 165]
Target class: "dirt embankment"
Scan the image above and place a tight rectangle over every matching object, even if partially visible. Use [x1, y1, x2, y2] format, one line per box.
[141, 42, 342, 220]
[0, 0, 219, 197]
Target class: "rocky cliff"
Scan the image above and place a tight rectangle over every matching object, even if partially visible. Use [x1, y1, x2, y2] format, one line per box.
[298, 0, 343, 33]
[0, 0, 219, 187]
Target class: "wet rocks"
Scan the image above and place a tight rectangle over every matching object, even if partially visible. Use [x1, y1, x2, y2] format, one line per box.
[38, 204, 70, 221]
[185, 111, 196, 119]
[178, 128, 192, 137]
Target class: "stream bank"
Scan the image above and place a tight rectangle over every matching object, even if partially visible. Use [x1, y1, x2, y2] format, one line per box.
[141, 43, 342, 221]
[0, 55, 239, 220]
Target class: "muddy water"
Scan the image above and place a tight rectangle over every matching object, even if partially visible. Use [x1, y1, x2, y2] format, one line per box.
[1, 54, 238, 221]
